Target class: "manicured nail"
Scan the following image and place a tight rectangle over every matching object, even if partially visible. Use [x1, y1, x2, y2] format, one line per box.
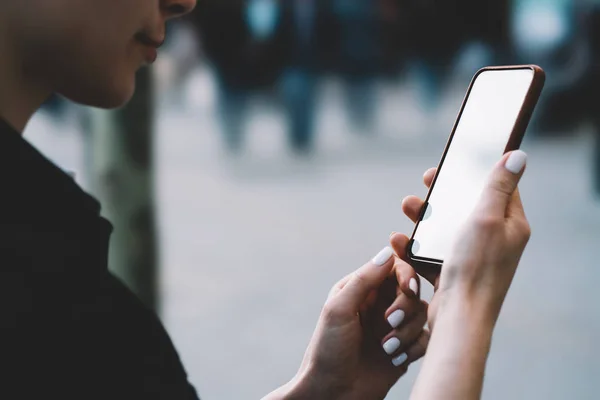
[505, 150, 527, 174]
[392, 353, 408, 367]
[389, 231, 397, 238]
[383, 337, 401, 355]
[387, 309, 405, 328]
[372, 246, 394, 266]
[409, 278, 418, 295]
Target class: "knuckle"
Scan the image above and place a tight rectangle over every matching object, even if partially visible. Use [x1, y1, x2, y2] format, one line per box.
[321, 301, 345, 323]
[521, 222, 532, 241]
[327, 277, 347, 300]
[474, 215, 503, 231]
[491, 176, 515, 197]
[352, 269, 368, 289]
[514, 218, 532, 242]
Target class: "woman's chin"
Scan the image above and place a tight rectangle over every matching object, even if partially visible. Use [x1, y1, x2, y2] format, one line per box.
[61, 79, 137, 110]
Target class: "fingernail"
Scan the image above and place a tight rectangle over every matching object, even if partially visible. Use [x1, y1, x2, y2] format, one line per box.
[505, 150, 527, 174]
[387, 309, 405, 328]
[389, 231, 397, 238]
[372, 246, 394, 266]
[392, 353, 408, 367]
[383, 337, 401, 355]
[409, 278, 418, 295]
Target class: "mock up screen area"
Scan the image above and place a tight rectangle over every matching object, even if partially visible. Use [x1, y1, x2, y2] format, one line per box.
[412, 69, 534, 261]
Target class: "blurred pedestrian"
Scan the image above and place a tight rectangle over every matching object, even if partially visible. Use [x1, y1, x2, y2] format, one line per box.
[278, 0, 321, 154]
[332, 0, 381, 134]
[191, 0, 287, 154]
[403, 0, 509, 109]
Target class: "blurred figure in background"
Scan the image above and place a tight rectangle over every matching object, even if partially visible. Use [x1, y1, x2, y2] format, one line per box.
[192, 0, 326, 155]
[191, 0, 287, 154]
[403, 0, 466, 109]
[278, 0, 320, 154]
[379, 0, 410, 79]
[405, 0, 509, 109]
[331, 0, 381, 134]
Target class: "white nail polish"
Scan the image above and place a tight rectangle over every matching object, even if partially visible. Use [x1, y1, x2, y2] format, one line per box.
[383, 337, 401, 355]
[372, 246, 393, 266]
[505, 150, 527, 174]
[387, 310, 405, 328]
[392, 353, 408, 367]
[409, 278, 418, 295]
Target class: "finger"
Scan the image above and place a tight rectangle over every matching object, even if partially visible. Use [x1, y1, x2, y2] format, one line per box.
[384, 282, 421, 331]
[331, 246, 395, 316]
[476, 150, 527, 218]
[400, 168, 435, 224]
[401, 196, 425, 224]
[394, 328, 430, 367]
[382, 301, 428, 358]
[390, 233, 440, 286]
[393, 258, 420, 299]
[423, 167, 437, 189]
[389, 232, 410, 260]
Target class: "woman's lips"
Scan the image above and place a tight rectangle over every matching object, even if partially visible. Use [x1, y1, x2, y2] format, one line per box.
[140, 44, 158, 64]
[134, 32, 164, 64]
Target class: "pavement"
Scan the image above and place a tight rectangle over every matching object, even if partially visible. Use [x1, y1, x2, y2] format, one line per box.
[26, 74, 600, 399]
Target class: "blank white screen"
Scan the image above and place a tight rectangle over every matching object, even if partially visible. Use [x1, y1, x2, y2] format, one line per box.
[412, 68, 534, 261]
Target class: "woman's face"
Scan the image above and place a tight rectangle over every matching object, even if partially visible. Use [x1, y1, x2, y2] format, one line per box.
[8, 0, 196, 108]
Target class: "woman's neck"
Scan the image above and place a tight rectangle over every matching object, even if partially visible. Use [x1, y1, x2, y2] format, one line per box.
[0, 25, 51, 133]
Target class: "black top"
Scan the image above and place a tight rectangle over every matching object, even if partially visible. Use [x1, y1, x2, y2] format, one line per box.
[0, 119, 199, 400]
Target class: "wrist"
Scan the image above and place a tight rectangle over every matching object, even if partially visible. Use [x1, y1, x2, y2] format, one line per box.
[412, 286, 497, 400]
[436, 286, 499, 334]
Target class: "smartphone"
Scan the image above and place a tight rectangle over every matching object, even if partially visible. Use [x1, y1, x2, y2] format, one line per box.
[408, 65, 545, 269]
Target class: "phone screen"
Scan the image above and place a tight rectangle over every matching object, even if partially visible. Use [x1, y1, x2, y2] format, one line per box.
[411, 68, 535, 262]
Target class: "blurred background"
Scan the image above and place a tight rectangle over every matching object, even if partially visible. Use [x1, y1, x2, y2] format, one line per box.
[27, 0, 600, 398]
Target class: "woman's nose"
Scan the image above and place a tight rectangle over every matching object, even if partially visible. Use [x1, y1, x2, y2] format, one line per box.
[161, 0, 197, 19]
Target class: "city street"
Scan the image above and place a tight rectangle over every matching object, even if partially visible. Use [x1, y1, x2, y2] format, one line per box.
[26, 77, 600, 399]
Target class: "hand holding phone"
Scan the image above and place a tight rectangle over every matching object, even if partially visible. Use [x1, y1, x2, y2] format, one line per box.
[392, 152, 532, 400]
[408, 65, 545, 269]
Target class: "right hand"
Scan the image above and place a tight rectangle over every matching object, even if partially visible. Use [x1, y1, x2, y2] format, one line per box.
[391, 150, 531, 329]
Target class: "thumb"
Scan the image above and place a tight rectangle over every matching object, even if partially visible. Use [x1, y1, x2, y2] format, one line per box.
[476, 150, 527, 218]
[331, 247, 395, 316]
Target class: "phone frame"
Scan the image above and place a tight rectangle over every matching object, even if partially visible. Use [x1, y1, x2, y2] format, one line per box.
[407, 65, 546, 270]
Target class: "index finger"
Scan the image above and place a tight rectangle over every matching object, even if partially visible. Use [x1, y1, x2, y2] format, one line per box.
[390, 232, 440, 287]
[331, 247, 396, 316]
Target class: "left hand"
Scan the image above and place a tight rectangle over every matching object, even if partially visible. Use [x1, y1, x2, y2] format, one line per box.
[265, 246, 429, 400]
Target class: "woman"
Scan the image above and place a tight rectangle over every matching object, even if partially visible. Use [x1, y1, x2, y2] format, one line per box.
[0, 1, 428, 399]
[0, 1, 532, 399]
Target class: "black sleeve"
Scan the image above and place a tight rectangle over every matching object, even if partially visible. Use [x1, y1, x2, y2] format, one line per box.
[0, 258, 200, 400]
